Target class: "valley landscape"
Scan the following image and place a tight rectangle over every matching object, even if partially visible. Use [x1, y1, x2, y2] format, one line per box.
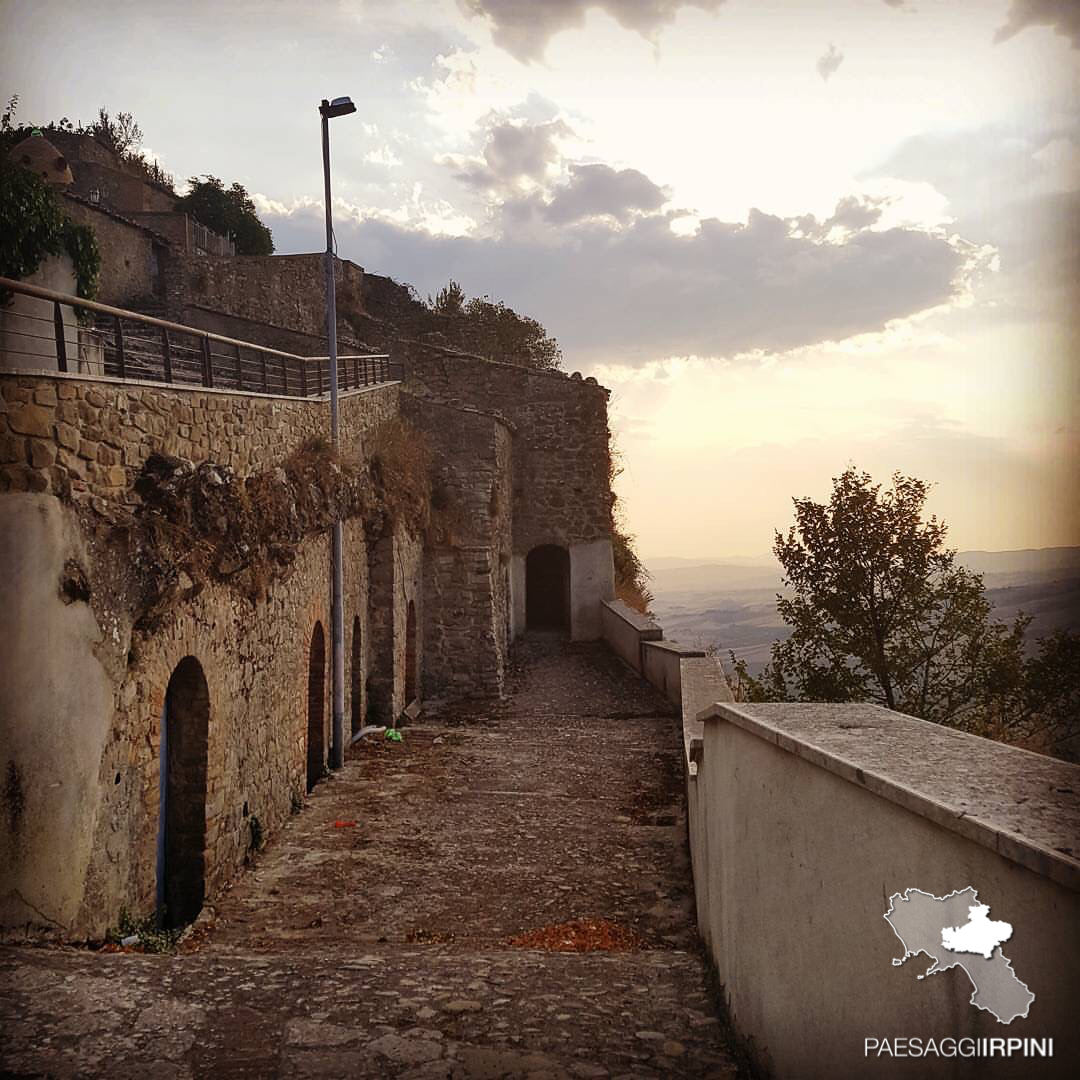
[648, 547, 1080, 674]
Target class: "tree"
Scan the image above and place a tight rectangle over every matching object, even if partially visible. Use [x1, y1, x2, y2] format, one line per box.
[88, 107, 142, 158]
[425, 280, 563, 371]
[743, 467, 1030, 729]
[431, 279, 465, 314]
[176, 175, 274, 255]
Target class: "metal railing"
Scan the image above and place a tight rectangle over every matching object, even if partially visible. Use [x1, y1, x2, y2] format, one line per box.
[0, 276, 400, 398]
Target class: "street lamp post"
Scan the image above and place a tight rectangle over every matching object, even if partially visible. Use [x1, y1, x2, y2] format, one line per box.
[320, 95, 355, 773]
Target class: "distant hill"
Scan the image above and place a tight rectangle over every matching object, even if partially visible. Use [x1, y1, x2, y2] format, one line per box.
[647, 547, 1080, 674]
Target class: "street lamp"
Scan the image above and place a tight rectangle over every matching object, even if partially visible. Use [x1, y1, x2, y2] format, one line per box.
[320, 95, 355, 772]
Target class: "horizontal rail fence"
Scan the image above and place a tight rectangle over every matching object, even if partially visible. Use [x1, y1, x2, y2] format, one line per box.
[0, 276, 400, 398]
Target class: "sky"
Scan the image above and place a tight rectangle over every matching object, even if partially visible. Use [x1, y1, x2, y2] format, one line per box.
[3, 0, 1078, 558]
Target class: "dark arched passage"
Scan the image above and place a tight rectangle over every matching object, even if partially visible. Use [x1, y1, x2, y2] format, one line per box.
[307, 621, 326, 792]
[157, 656, 209, 930]
[405, 600, 418, 705]
[526, 545, 571, 633]
[350, 616, 363, 736]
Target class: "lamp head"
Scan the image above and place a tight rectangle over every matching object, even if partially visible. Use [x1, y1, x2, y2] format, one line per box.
[320, 97, 357, 119]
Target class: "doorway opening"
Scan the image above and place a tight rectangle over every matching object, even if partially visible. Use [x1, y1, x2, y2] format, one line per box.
[405, 600, 418, 705]
[307, 621, 326, 792]
[157, 657, 209, 930]
[350, 616, 363, 736]
[525, 545, 571, 633]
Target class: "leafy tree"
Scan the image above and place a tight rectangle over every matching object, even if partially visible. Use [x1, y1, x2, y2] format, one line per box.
[741, 467, 1031, 729]
[426, 280, 562, 371]
[88, 107, 142, 158]
[176, 175, 274, 256]
[463, 294, 562, 370]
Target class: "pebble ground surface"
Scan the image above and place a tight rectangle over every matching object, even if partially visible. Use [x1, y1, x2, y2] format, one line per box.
[1, 639, 742, 1079]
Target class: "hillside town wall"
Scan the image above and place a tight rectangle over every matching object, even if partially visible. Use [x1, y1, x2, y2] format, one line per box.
[404, 345, 614, 639]
[404, 396, 514, 699]
[0, 370, 409, 938]
[162, 253, 365, 339]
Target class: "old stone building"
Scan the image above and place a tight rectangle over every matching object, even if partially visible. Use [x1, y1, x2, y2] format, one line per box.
[0, 142, 616, 940]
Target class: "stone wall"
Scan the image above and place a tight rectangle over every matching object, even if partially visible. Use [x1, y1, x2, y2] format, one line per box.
[0, 372, 399, 508]
[402, 345, 612, 554]
[405, 344, 614, 640]
[60, 196, 165, 308]
[405, 396, 514, 699]
[0, 370, 411, 939]
[162, 253, 365, 341]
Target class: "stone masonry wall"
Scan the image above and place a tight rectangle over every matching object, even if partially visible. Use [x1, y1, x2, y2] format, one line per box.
[404, 396, 514, 699]
[61, 197, 164, 308]
[0, 372, 400, 508]
[403, 345, 613, 556]
[162, 254, 365, 341]
[0, 371, 406, 938]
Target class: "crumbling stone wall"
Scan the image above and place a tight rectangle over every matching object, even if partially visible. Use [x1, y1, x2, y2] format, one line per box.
[0, 371, 411, 939]
[403, 344, 614, 640]
[402, 345, 613, 553]
[405, 396, 514, 699]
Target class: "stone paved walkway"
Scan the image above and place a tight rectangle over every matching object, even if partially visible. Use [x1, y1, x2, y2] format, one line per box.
[0, 639, 740, 1079]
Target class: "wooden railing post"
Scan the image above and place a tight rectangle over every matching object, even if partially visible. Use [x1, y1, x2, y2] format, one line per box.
[260, 352, 268, 393]
[234, 342, 244, 391]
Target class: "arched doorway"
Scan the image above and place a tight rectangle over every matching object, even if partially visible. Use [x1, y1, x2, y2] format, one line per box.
[350, 616, 363, 736]
[405, 600, 418, 705]
[307, 622, 326, 792]
[526, 545, 571, 633]
[157, 657, 209, 930]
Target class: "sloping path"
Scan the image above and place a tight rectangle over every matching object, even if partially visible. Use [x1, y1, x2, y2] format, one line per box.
[1, 640, 739, 1079]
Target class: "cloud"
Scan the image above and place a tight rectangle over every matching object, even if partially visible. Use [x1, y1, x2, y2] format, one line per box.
[542, 163, 667, 223]
[453, 117, 572, 191]
[265, 194, 973, 368]
[816, 43, 844, 81]
[994, 0, 1080, 47]
[457, 0, 728, 62]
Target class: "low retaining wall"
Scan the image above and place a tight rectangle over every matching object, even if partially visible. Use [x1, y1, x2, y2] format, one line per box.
[690, 701, 1080, 1079]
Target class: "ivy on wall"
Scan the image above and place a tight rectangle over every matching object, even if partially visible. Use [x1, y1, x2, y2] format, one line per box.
[0, 158, 101, 301]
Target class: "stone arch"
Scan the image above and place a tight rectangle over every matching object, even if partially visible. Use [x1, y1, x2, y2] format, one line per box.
[350, 615, 363, 736]
[306, 621, 327, 792]
[525, 544, 571, 633]
[405, 599, 418, 705]
[157, 656, 209, 930]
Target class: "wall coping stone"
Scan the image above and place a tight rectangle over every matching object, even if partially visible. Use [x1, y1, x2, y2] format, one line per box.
[643, 639, 707, 658]
[0, 368, 400, 404]
[600, 598, 663, 637]
[696, 701, 1080, 893]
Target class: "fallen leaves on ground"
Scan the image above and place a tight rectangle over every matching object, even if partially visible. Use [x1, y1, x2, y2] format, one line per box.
[506, 918, 646, 952]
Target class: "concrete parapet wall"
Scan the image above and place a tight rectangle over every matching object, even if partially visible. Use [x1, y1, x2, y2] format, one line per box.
[641, 639, 707, 708]
[688, 701, 1080, 1078]
[600, 598, 662, 673]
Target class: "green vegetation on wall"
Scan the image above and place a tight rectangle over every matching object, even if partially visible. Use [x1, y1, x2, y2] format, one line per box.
[0, 158, 101, 300]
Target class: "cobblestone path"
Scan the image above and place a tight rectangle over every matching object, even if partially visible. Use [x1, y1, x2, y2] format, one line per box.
[1, 640, 739, 1079]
